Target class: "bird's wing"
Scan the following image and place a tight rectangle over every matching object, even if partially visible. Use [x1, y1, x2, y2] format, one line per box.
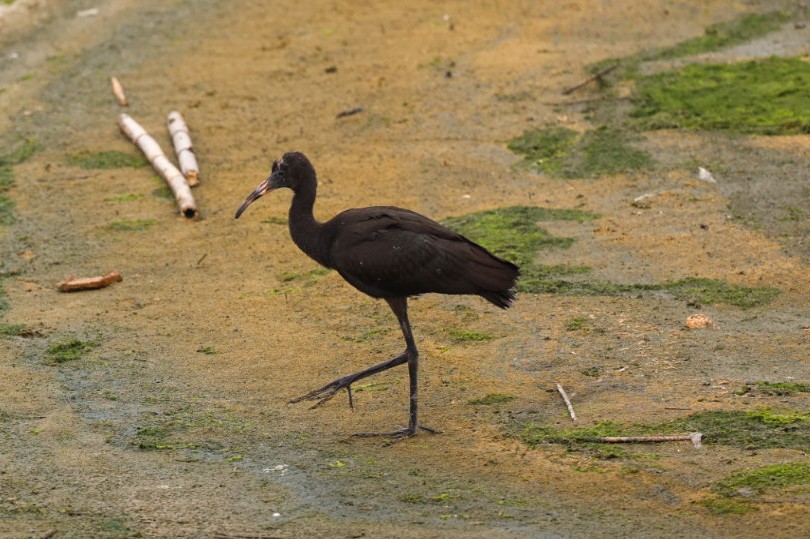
[328, 207, 513, 298]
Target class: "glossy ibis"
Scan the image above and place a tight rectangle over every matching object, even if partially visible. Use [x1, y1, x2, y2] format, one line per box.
[235, 152, 519, 444]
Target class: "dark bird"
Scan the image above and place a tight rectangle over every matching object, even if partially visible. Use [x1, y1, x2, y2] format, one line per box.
[235, 152, 519, 444]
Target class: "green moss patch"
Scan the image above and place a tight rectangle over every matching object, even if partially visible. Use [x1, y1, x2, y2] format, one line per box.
[0, 283, 8, 317]
[632, 57, 810, 134]
[715, 462, 810, 496]
[0, 138, 38, 226]
[662, 277, 780, 309]
[514, 409, 810, 451]
[106, 218, 156, 232]
[443, 206, 598, 294]
[67, 150, 146, 169]
[755, 381, 810, 396]
[592, 11, 791, 79]
[0, 323, 27, 338]
[564, 317, 588, 331]
[106, 193, 145, 203]
[442, 205, 596, 267]
[448, 328, 495, 343]
[468, 393, 516, 406]
[699, 497, 757, 516]
[665, 409, 810, 450]
[46, 338, 98, 364]
[442, 207, 778, 306]
[508, 126, 653, 178]
[269, 267, 332, 295]
[133, 409, 254, 452]
[278, 267, 331, 282]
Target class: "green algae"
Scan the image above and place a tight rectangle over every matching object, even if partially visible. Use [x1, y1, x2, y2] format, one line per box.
[106, 218, 157, 231]
[716, 462, 810, 496]
[508, 126, 653, 178]
[515, 408, 810, 451]
[67, 150, 146, 169]
[632, 57, 810, 134]
[591, 11, 791, 80]
[443, 207, 779, 307]
[46, 338, 98, 364]
[468, 393, 516, 406]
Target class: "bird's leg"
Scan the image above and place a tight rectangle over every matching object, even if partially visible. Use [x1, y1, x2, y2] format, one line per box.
[289, 351, 409, 409]
[353, 297, 440, 445]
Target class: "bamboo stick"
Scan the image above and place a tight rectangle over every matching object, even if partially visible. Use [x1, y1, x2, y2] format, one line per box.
[556, 383, 577, 421]
[58, 272, 122, 292]
[167, 111, 200, 186]
[118, 113, 197, 218]
[110, 76, 128, 106]
[580, 433, 703, 448]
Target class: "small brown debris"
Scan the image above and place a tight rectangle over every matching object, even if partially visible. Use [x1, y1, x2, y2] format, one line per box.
[58, 272, 123, 292]
[686, 313, 715, 329]
[111, 76, 128, 106]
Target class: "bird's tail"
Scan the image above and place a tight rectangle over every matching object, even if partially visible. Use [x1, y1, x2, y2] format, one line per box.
[469, 247, 520, 309]
[480, 287, 517, 309]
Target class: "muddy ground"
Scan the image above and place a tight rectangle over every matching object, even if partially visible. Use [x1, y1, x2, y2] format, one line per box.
[1, 0, 809, 537]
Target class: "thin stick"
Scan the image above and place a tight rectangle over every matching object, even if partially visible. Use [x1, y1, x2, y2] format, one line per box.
[58, 272, 123, 292]
[556, 383, 577, 421]
[167, 111, 200, 186]
[111, 76, 128, 106]
[561, 64, 619, 95]
[118, 113, 197, 218]
[336, 106, 363, 118]
[581, 433, 703, 448]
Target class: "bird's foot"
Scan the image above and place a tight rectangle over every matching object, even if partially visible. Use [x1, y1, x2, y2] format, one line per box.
[353, 425, 440, 446]
[289, 375, 356, 410]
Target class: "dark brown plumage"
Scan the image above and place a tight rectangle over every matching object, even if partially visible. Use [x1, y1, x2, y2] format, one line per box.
[235, 152, 519, 444]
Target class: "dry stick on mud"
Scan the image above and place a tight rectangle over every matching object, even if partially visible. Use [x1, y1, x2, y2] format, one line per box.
[110, 76, 128, 106]
[580, 433, 704, 449]
[561, 64, 618, 95]
[118, 113, 197, 218]
[556, 383, 577, 421]
[58, 272, 122, 292]
[167, 111, 200, 186]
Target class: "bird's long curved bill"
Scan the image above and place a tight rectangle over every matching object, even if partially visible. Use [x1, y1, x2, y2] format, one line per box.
[235, 178, 272, 219]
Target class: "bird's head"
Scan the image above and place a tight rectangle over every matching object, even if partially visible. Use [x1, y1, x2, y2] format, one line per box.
[235, 151, 315, 219]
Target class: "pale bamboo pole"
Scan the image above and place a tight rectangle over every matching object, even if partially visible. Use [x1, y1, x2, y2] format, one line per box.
[167, 111, 200, 186]
[580, 433, 703, 448]
[118, 113, 197, 218]
[556, 383, 577, 421]
[110, 76, 128, 106]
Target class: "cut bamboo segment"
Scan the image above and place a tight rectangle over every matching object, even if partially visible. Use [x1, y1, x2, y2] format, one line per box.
[111, 76, 128, 106]
[167, 111, 200, 186]
[118, 113, 197, 218]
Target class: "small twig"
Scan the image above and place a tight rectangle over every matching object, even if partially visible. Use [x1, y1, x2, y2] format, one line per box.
[40, 530, 57, 539]
[58, 272, 122, 292]
[336, 106, 363, 119]
[561, 63, 619, 95]
[196, 253, 208, 266]
[213, 532, 282, 539]
[556, 383, 576, 421]
[580, 433, 703, 448]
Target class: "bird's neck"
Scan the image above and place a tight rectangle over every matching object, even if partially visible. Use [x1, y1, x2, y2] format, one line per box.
[288, 183, 331, 268]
